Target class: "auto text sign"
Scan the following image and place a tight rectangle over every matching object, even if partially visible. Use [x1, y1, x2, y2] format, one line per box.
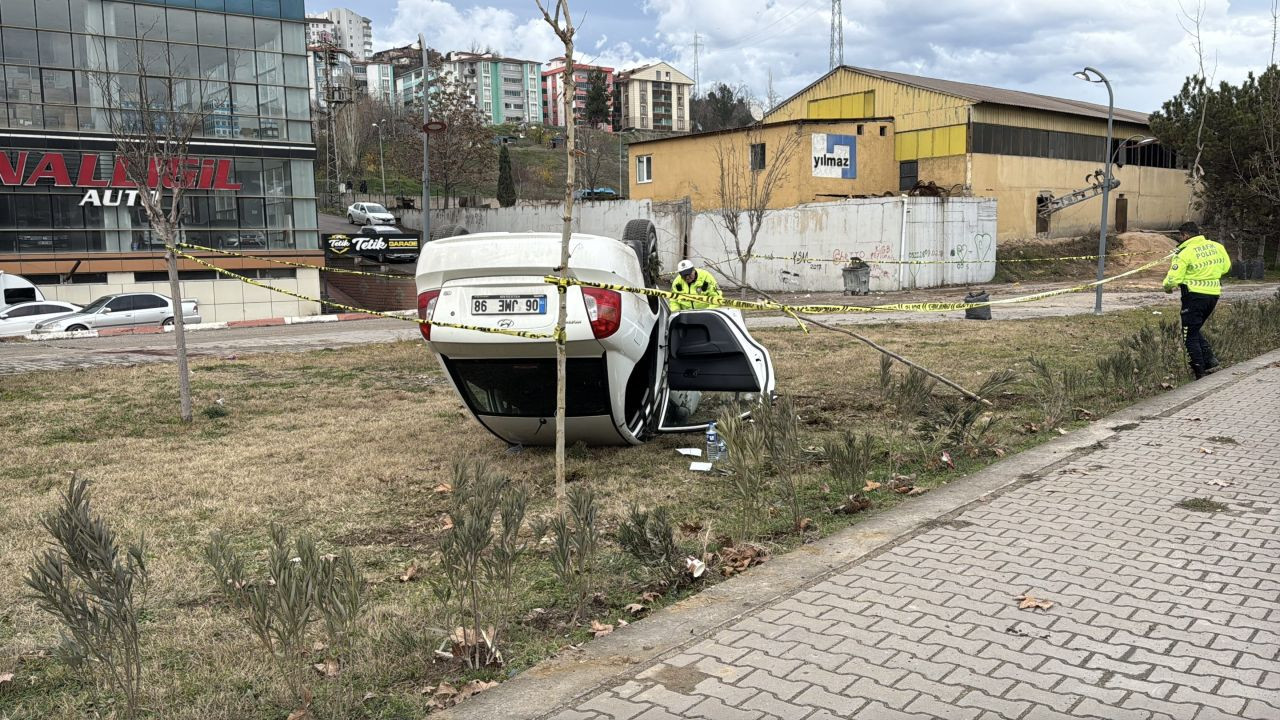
[811, 133, 856, 179]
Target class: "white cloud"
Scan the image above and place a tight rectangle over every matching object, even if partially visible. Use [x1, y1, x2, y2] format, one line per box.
[376, 0, 1279, 111]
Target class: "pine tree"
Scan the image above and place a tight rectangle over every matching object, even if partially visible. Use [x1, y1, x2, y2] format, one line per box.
[497, 143, 517, 208]
[585, 69, 610, 127]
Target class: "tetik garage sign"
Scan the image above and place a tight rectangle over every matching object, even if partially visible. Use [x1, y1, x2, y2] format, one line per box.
[324, 232, 420, 262]
[0, 151, 242, 207]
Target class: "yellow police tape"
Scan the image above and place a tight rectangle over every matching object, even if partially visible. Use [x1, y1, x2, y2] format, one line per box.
[175, 242, 407, 279]
[745, 251, 1160, 266]
[545, 253, 1175, 316]
[168, 248, 560, 341]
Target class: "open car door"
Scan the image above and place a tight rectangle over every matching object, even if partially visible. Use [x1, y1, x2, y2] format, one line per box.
[657, 309, 776, 433]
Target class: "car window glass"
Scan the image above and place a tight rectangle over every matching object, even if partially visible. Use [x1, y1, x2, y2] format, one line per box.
[4, 305, 35, 317]
[367, 204, 387, 213]
[36, 304, 67, 315]
[106, 296, 134, 311]
[135, 295, 167, 310]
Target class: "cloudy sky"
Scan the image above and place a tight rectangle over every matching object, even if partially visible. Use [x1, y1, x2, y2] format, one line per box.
[307, 0, 1279, 113]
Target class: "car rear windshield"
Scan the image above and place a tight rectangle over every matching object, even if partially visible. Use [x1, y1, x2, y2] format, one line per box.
[446, 357, 610, 418]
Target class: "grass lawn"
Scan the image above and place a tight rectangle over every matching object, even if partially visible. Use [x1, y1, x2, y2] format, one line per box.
[1, 299, 1276, 719]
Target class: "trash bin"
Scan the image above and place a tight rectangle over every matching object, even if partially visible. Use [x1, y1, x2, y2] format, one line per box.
[841, 258, 871, 295]
[964, 290, 992, 320]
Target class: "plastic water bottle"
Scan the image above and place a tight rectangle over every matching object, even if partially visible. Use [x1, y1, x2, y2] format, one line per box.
[706, 421, 719, 462]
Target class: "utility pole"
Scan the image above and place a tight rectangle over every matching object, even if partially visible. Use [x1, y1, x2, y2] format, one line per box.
[314, 36, 351, 205]
[767, 68, 778, 110]
[829, 0, 843, 69]
[692, 31, 701, 98]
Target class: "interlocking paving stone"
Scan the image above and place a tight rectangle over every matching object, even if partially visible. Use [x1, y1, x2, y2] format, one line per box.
[549, 365, 1280, 720]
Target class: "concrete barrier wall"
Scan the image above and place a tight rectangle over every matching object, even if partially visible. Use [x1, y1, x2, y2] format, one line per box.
[37, 270, 323, 322]
[400, 197, 997, 292]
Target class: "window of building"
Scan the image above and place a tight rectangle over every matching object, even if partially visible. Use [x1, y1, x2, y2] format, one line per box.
[899, 161, 918, 191]
[750, 143, 766, 171]
[879, 125, 886, 136]
[636, 155, 652, 183]
[856, 124, 864, 135]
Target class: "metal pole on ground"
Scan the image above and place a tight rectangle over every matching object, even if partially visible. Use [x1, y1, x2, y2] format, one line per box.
[374, 121, 387, 209]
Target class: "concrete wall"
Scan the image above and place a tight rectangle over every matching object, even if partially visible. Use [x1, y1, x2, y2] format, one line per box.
[37, 269, 323, 322]
[401, 196, 996, 293]
[686, 197, 996, 293]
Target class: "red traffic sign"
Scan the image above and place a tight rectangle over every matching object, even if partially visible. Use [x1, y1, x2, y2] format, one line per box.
[422, 120, 448, 132]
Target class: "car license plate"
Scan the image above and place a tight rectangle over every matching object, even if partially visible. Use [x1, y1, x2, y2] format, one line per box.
[472, 295, 547, 315]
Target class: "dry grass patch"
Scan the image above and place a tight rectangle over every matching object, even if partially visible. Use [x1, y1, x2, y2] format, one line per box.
[2, 300, 1275, 719]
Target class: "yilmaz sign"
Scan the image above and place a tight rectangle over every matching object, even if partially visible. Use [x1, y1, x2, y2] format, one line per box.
[811, 133, 857, 179]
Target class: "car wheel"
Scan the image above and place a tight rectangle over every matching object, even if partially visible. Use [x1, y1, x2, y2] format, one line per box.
[67, 324, 89, 332]
[622, 219, 660, 288]
[430, 224, 469, 241]
[162, 317, 174, 327]
[348, 214, 356, 224]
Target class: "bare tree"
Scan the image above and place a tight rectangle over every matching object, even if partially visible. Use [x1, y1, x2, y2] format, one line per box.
[1178, 1, 1218, 204]
[92, 39, 217, 422]
[575, 127, 621, 193]
[535, 0, 576, 508]
[711, 125, 803, 296]
[384, 75, 494, 208]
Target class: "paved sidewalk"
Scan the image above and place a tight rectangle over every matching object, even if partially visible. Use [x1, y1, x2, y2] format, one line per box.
[452, 353, 1280, 720]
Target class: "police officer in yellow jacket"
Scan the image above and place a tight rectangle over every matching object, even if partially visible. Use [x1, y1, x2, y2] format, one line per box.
[1163, 222, 1231, 379]
[669, 259, 723, 311]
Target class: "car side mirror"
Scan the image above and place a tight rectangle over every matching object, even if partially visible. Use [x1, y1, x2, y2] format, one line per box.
[101, 307, 112, 314]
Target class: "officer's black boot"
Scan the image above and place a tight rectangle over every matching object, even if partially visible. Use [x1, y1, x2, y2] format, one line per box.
[1189, 362, 1205, 380]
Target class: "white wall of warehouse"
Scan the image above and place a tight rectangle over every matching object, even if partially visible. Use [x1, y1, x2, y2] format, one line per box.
[402, 197, 998, 292]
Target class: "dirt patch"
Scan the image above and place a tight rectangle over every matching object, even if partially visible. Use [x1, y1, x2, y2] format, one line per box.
[647, 664, 713, 694]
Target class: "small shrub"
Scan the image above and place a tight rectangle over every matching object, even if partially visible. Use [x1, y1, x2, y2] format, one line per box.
[881, 361, 937, 418]
[827, 431, 876, 498]
[433, 460, 529, 667]
[1025, 356, 1084, 428]
[915, 370, 1019, 458]
[754, 395, 808, 531]
[617, 504, 682, 583]
[202, 403, 229, 419]
[717, 412, 768, 540]
[546, 485, 599, 624]
[25, 473, 148, 719]
[204, 524, 365, 697]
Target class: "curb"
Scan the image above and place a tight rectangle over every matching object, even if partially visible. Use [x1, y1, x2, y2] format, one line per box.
[21, 310, 415, 342]
[437, 346, 1280, 720]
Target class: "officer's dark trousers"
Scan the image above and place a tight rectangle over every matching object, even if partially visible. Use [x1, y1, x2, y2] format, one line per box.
[1180, 289, 1219, 377]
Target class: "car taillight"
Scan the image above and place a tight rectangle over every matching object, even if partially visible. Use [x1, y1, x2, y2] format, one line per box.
[582, 287, 621, 339]
[417, 289, 440, 341]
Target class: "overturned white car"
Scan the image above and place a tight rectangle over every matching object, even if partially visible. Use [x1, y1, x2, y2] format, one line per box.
[415, 221, 776, 446]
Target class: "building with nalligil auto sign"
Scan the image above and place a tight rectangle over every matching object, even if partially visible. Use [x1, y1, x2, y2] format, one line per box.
[0, 0, 323, 322]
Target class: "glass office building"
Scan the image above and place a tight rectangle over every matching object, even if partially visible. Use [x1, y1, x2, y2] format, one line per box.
[0, 0, 321, 320]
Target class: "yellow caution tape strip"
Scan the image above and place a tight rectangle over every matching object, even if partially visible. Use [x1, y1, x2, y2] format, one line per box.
[745, 251, 1161, 266]
[170, 248, 559, 340]
[175, 242, 407, 279]
[545, 253, 1174, 316]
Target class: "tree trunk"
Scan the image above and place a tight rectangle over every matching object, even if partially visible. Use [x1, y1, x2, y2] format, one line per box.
[166, 242, 193, 423]
[555, 33, 576, 509]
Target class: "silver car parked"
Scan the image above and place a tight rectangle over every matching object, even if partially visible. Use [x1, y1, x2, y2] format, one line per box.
[0, 301, 81, 337]
[32, 293, 201, 333]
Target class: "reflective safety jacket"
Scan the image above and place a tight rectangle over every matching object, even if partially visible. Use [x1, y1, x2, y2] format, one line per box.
[669, 268, 723, 311]
[1163, 235, 1231, 297]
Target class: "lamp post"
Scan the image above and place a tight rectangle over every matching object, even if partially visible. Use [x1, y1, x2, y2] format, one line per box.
[1074, 66, 1114, 315]
[372, 121, 387, 209]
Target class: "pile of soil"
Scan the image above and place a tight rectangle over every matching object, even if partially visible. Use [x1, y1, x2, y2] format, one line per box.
[995, 231, 1174, 283]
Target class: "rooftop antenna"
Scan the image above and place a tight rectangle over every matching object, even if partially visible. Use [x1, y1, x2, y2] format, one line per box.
[828, 0, 843, 69]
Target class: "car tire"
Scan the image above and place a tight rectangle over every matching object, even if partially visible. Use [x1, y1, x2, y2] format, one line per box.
[430, 224, 469, 241]
[622, 219, 660, 288]
[67, 324, 88, 332]
[348, 214, 356, 224]
[162, 317, 174, 327]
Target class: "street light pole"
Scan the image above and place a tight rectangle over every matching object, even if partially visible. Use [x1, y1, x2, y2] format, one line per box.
[420, 33, 431, 243]
[1074, 66, 1113, 315]
[373, 121, 387, 208]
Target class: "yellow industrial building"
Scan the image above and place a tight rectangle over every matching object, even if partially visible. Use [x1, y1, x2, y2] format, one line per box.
[628, 66, 1194, 240]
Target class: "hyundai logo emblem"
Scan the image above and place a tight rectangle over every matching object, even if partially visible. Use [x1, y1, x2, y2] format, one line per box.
[497, 319, 514, 328]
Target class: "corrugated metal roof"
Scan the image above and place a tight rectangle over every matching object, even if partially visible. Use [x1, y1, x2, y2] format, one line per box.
[844, 67, 1151, 124]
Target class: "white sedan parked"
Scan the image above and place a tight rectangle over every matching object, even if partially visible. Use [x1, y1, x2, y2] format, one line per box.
[32, 293, 201, 334]
[415, 221, 776, 446]
[0, 301, 81, 337]
[346, 202, 396, 226]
